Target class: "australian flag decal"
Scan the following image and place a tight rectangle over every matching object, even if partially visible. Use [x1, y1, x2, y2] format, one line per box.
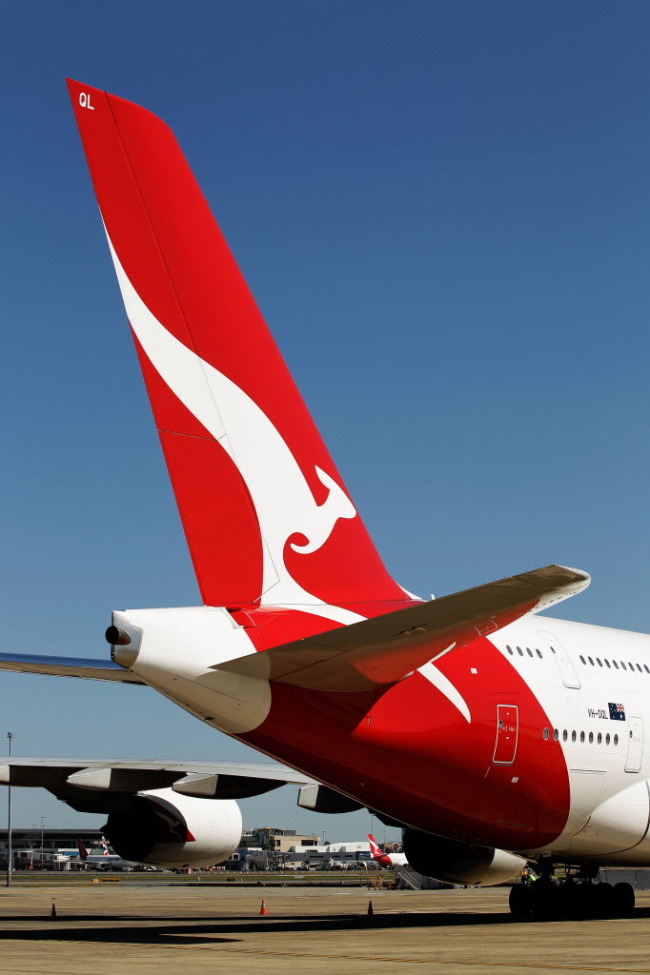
[608, 702, 626, 721]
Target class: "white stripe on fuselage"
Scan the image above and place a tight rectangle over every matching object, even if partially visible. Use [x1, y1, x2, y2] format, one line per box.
[104, 231, 363, 627]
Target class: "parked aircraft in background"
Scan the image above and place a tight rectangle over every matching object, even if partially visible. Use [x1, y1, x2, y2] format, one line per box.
[368, 834, 408, 868]
[76, 837, 134, 869]
[0, 80, 648, 919]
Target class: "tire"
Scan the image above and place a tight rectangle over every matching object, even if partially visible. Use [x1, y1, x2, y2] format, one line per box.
[593, 882, 614, 917]
[613, 881, 635, 917]
[509, 884, 532, 919]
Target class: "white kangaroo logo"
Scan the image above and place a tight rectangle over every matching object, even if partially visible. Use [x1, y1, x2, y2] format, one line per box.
[106, 234, 362, 625]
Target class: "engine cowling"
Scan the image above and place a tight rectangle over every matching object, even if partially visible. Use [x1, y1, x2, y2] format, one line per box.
[103, 788, 242, 868]
[402, 828, 526, 886]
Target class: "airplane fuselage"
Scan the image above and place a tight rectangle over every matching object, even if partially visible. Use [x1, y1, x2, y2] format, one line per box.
[5, 82, 645, 908]
[120, 603, 650, 867]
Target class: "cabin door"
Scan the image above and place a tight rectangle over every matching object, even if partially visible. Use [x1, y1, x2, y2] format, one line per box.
[625, 715, 643, 773]
[492, 704, 519, 765]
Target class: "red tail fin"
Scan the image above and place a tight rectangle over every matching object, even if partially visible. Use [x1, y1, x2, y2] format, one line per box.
[66, 80, 406, 615]
[368, 833, 390, 865]
[368, 833, 381, 857]
[76, 838, 89, 861]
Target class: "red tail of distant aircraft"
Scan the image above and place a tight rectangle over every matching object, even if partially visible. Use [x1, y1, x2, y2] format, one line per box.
[0, 80, 647, 918]
[368, 834, 408, 867]
[76, 836, 130, 867]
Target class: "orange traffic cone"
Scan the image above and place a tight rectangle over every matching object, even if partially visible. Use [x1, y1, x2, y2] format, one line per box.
[367, 899, 374, 917]
[259, 899, 268, 916]
[50, 902, 57, 920]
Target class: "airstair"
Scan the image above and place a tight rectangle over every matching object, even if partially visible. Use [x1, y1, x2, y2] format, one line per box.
[393, 863, 423, 889]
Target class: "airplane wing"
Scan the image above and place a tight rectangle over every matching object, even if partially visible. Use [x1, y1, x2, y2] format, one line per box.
[216, 564, 590, 690]
[0, 654, 143, 683]
[0, 757, 316, 810]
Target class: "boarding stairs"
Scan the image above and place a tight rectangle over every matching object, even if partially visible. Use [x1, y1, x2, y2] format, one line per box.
[393, 863, 423, 890]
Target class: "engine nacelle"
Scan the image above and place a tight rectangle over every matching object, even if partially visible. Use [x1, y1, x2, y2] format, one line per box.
[103, 788, 242, 868]
[402, 828, 526, 887]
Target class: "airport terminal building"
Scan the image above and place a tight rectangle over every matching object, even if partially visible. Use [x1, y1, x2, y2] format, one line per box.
[0, 828, 106, 869]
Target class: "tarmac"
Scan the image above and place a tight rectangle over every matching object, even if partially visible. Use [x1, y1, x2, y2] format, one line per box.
[1, 883, 650, 974]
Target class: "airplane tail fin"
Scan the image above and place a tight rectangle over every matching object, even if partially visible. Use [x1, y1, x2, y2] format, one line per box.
[368, 833, 381, 857]
[368, 833, 390, 864]
[66, 80, 407, 614]
[76, 838, 89, 861]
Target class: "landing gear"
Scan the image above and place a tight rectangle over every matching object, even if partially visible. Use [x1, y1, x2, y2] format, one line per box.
[509, 865, 635, 920]
[613, 881, 635, 917]
[509, 882, 533, 919]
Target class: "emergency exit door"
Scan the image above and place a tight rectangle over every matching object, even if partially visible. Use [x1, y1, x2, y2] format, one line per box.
[492, 704, 519, 765]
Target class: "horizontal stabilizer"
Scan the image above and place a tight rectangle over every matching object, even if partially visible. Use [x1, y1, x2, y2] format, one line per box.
[0, 654, 144, 684]
[216, 565, 590, 690]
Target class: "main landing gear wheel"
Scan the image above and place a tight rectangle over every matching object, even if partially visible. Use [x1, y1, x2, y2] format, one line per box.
[509, 878, 635, 920]
[613, 882, 635, 917]
[508, 883, 532, 919]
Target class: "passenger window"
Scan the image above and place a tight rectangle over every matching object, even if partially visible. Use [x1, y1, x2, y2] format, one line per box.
[621, 662, 627, 670]
[637, 664, 643, 672]
[597, 733, 602, 744]
[596, 658, 602, 667]
[553, 728, 559, 741]
[543, 727, 549, 740]
[588, 732, 594, 744]
[527, 648, 533, 658]
[614, 734, 619, 746]
[605, 659, 611, 668]
[606, 733, 610, 745]
[572, 731, 577, 742]
[517, 647, 524, 656]
[645, 665, 650, 674]
[506, 645, 513, 655]
[580, 731, 585, 743]
[579, 655, 586, 665]
[562, 729, 568, 742]
[588, 657, 594, 665]
[613, 660, 619, 669]
[536, 649, 543, 659]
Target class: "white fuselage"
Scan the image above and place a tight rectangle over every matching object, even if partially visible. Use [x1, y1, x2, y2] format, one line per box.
[491, 616, 650, 863]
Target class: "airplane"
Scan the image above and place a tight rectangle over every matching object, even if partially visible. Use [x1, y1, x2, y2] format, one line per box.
[76, 836, 134, 869]
[368, 834, 408, 867]
[0, 77, 647, 919]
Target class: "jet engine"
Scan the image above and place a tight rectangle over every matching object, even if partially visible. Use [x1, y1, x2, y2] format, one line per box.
[402, 828, 526, 886]
[103, 788, 242, 867]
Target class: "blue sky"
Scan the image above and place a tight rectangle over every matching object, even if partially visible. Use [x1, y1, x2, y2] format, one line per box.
[1, 1, 650, 840]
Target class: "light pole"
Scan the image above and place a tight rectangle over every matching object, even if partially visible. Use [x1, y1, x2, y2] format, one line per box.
[39, 817, 46, 864]
[6, 732, 14, 887]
